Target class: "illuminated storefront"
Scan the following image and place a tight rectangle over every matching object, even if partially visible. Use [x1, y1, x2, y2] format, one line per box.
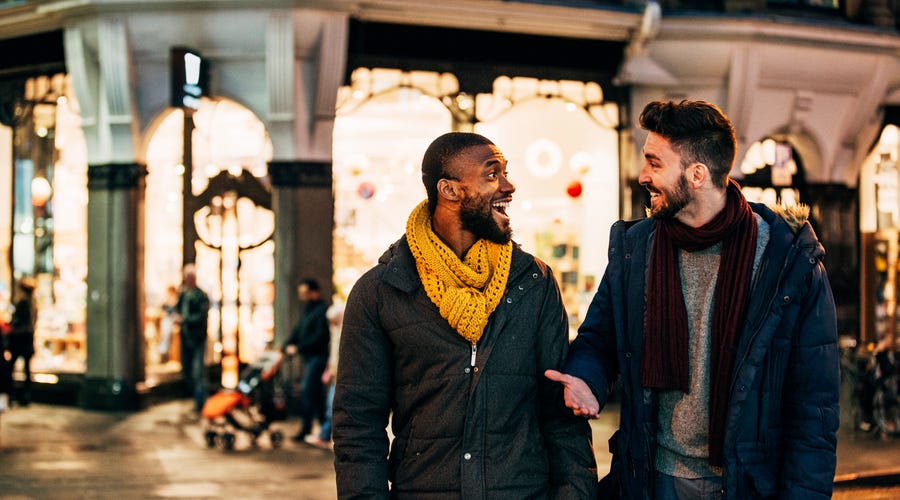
[332, 69, 621, 334]
[142, 97, 275, 389]
[861, 125, 900, 348]
[0, 73, 88, 376]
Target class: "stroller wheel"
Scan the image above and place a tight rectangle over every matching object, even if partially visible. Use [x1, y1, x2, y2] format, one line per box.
[220, 432, 236, 451]
[204, 430, 218, 448]
[270, 430, 284, 449]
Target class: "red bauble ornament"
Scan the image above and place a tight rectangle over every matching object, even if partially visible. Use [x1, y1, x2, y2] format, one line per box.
[566, 180, 583, 198]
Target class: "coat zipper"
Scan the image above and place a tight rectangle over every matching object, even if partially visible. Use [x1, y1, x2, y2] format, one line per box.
[729, 245, 797, 396]
[470, 344, 477, 367]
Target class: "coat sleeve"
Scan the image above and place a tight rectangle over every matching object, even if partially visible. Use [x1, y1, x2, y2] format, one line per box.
[564, 244, 621, 408]
[780, 259, 840, 498]
[332, 277, 393, 499]
[536, 269, 599, 499]
[295, 306, 330, 355]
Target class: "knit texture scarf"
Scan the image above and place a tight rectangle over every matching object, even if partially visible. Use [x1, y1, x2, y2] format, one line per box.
[405, 200, 512, 345]
[641, 178, 757, 467]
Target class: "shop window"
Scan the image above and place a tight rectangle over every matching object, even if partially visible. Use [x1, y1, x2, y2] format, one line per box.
[143, 97, 273, 387]
[739, 137, 804, 205]
[861, 125, 900, 348]
[1, 74, 88, 374]
[333, 69, 620, 336]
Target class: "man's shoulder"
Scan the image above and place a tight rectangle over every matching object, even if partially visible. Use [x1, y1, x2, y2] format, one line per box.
[509, 244, 556, 281]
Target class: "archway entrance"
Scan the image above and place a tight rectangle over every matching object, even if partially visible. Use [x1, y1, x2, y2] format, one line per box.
[142, 97, 274, 388]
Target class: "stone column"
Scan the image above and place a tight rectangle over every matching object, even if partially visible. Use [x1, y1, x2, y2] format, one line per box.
[269, 161, 333, 346]
[80, 163, 146, 410]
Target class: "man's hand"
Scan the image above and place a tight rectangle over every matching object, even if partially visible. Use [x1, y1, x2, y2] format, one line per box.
[544, 369, 601, 418]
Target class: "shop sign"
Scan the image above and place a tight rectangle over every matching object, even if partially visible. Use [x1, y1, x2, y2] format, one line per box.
[170, 46, 207, 110]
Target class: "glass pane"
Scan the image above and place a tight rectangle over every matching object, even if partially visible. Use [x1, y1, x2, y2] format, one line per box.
[332, 86, 452, 296]
[476, 96, 619, 337]
[144, 98, 274, 386]
[9, 74, 88, 374]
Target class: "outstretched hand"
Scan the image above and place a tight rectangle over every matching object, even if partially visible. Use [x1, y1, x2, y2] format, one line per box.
[544, 369, 601, 418]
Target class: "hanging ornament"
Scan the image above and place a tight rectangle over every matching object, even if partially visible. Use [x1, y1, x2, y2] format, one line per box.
[566, 180, 583, 198]
[357, 181, 375, 200]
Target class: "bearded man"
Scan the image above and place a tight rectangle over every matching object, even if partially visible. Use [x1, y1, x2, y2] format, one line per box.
[333, 132, 598, 499]
[546, 100, 839, 499]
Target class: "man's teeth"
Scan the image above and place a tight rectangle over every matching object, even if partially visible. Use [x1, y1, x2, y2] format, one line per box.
[492, 201, 510, 210]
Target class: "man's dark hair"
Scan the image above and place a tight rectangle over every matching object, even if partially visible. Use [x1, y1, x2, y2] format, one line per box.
[300, 278, 320, 291]
[421, 132, 495, 214]
[638, 100, 736, 188]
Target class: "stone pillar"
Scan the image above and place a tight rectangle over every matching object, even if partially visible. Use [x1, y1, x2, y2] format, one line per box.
[269, 161, 333, 346]
[80, 163, 146, 410]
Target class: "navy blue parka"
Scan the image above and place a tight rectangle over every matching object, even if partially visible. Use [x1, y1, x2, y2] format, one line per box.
[564, 203, 839, 499]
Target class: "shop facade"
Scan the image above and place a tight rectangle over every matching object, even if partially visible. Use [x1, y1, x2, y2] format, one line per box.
[0, 0, 898, 409]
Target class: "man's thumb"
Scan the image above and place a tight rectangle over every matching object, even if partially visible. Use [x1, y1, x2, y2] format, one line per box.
[544, 369, 566, 383]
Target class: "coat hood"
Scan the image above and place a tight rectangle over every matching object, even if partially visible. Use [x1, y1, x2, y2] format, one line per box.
[770, 203, 810, 235]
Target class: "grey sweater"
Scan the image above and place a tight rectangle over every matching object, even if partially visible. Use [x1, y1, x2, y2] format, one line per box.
[656, 214, 770, 478]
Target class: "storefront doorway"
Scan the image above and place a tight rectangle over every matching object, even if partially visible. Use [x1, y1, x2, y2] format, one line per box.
[142, 97, 274, 388]
[332, 69, 620, 335]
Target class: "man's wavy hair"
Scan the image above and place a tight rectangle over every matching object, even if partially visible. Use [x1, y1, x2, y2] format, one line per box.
[638, 100, 736, 188]
[421, 132, 495, 214]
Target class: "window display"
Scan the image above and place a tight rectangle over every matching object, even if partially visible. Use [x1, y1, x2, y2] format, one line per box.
[3, 74, 88, 374]
[143, 97, 274, 386]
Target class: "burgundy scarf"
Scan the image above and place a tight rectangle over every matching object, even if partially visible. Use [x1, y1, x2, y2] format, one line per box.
[641, 178, 757, 467]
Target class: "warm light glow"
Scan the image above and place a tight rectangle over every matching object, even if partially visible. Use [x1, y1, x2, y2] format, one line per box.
[881, 125, 900, 160]
[32, 373, 60, 384]
[221, 354, 239, 389]
[31, 176, 52, 206]
[762, 138, 777, 166]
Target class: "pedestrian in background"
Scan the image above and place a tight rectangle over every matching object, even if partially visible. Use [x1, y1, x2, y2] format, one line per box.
[333, 132, 598, 498]
[175, 264, 210, 417]
[0, 304, 13, 412]
[304, 289, 345, 450]
[546, 100, 839, 498]
[6, 279, 36, 407]
[283, 278, 330, 444]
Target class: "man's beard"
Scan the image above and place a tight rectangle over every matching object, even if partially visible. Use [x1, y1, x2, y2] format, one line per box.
[460, 192, 512, 244]
[650, 173, 691, 220]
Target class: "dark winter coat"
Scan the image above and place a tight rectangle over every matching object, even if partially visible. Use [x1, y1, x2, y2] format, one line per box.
[333, 237, 598, 499]
[564, 203, 839, 499]
[8, 298, 35, 357]
[285, 299, 330, 359]
[176, 287, 209, 348]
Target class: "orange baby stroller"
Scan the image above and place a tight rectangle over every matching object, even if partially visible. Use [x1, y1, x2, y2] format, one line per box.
[201, 350, 287, 450]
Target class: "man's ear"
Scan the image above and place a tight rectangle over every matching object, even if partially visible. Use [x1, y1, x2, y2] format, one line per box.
[688, 162, 709, 188]
[438, 178, 460, 201]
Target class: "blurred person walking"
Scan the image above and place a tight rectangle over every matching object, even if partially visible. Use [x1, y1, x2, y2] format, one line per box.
[5, 279, 36, 407]
[283, 278, 330, 444]
[175, 264, 210, 417]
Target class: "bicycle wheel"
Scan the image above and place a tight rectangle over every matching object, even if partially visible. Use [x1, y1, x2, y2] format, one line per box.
[873, 374, 900, 436]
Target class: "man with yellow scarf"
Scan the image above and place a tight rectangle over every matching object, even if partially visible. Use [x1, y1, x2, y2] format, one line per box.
[333, 132, 598, 499]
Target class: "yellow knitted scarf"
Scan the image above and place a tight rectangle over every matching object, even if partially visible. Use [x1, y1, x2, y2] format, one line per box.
[406, 200, 512, 344]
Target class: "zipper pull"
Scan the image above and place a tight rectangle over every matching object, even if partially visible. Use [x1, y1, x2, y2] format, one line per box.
[470, 344, 477, 367]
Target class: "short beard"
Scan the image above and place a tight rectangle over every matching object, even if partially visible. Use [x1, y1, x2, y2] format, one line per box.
[460, 194, 512, 244]
[650, 173, 691, 220]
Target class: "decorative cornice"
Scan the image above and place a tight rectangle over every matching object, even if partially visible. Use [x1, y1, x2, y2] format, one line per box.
[268, 160, 331, 188]
[87, 162, 147, 190]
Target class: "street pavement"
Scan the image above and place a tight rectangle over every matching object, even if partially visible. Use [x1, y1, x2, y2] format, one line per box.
[0, 398, 898, 499]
